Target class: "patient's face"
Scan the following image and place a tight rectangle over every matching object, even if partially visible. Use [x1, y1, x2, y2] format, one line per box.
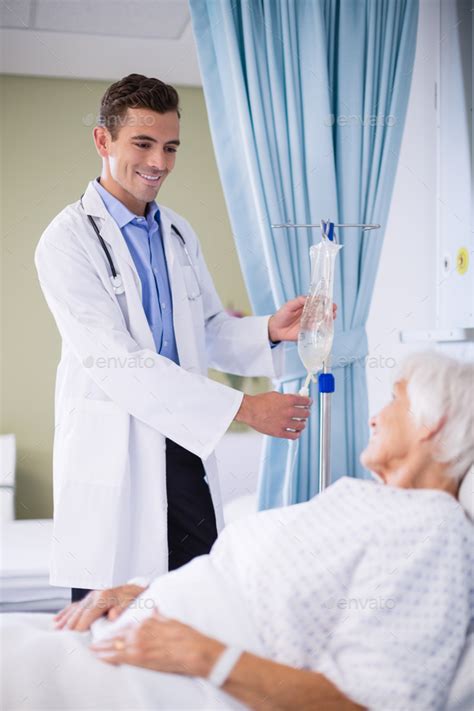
[360, 380, 416, 480]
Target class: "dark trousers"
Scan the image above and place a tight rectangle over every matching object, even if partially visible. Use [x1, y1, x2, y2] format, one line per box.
[71, 587, 90, 603]
[71, 438, 217, 603]
[165, 437, 218, 570]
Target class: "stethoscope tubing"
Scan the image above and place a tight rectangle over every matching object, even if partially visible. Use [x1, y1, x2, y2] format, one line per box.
[80, 197, 201, 299]
[84, 212, 118, 279]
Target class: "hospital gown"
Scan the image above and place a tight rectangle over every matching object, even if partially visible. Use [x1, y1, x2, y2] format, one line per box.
[1, 477, 472, 710]
[212, 477, 474, 709]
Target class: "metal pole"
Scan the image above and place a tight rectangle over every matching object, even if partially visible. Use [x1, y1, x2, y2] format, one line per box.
[271, 219, 378, 493]
[271, 222, 380, 231]
[318, 365, 334, 492]
[318, 391, 331, 492]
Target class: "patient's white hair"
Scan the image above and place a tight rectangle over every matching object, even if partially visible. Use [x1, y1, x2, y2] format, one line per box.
[396, 351, 474, 483]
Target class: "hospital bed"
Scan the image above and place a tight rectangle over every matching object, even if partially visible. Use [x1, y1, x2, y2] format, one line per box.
[0, 434, 69, 612]
[0, 518, 70, 612]
[446, 467, 474, 709]
[0, 432, 262, 614]
[1, 429, 472, 708]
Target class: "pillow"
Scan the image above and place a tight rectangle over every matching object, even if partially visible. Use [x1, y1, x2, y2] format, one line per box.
[445, 465, 474, 709]
[458, 465, 473, 521]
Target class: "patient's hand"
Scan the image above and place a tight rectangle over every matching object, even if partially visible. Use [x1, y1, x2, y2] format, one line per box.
[91, 611, 365, 711]
[90, 609, 223, 677]
[54, 584, 146, 632]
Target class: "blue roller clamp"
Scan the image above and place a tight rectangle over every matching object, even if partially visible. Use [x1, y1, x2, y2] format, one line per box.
[319, 372, 335, 393]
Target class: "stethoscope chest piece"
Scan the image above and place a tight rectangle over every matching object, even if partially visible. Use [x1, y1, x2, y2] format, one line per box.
[110, 274, 125, 295]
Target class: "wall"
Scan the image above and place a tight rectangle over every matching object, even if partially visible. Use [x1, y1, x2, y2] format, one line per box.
[0, 75, 251, 518]
[366, 0, 473, 419]
[437, 0, 473, 328]
[2, 0, 471, 516]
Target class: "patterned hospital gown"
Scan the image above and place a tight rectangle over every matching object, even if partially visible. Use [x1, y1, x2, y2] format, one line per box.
[211, 477, 474, 710]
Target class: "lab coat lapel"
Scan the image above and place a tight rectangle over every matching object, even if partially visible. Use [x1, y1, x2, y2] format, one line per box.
[81, 181, 138, 276]
[160, 211, 200, 372]
[81, 181, 155, 351]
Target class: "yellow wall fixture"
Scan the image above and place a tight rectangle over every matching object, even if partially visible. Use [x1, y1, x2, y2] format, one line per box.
[456, 247, 469, 276]
[0, 74, 252, 518]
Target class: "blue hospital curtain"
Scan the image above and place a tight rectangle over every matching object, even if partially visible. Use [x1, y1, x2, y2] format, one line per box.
[189, 0, 419, 507]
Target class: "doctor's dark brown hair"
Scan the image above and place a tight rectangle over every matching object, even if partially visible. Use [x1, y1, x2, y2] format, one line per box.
[98, 73, 181, 139]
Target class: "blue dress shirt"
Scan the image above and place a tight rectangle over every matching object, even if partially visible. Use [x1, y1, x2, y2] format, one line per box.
[93, 179, 180, 364]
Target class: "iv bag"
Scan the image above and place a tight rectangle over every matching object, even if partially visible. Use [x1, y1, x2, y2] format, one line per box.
[298, 239, 342, 375]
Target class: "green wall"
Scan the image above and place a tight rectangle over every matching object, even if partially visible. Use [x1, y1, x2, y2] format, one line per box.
[0, 74, 253, 519]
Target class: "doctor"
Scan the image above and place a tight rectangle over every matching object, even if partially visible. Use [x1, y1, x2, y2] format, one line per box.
[35, 74, 315, 602]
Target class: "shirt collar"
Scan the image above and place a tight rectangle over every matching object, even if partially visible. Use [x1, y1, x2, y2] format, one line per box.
[93, 178, 160, 230]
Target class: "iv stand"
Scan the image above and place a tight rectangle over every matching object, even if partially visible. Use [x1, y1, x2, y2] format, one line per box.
[271, 219, 380, 493]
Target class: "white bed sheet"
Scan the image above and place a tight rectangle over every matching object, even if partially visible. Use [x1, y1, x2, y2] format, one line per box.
[1, 555, 257, 710]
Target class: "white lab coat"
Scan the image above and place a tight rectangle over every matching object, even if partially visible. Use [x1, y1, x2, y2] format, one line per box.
[35, 180, 284, 589]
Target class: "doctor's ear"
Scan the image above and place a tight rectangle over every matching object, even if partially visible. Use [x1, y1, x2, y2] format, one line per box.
[93, 126, 113, 158]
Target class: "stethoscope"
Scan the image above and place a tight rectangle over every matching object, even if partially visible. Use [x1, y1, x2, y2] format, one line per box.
[80, 198, 202, 300]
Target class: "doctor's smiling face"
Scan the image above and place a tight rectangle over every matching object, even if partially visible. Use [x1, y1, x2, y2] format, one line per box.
[91, 74, 181, 215]
[93, 107, 180, 216]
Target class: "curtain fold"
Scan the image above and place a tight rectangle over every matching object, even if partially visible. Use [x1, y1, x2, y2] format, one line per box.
[189, 0, 419, 508]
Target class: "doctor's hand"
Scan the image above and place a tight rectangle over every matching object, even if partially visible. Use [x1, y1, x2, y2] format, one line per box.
[54, 584, 147, 632]
[235, 391, 311, 440]
[268, 296, 337, 342]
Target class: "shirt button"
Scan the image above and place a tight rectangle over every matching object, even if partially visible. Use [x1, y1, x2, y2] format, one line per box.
[161, 302, 166, 309]
[163, 341, 168, 347]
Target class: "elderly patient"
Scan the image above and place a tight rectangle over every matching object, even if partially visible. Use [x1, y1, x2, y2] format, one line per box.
[1, 351, 473, 711]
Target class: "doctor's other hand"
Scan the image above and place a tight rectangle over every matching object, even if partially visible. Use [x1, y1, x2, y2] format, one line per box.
[54, 584, 147, 632]
[268, 296, 338, 342]
[235, 392, 311, 440]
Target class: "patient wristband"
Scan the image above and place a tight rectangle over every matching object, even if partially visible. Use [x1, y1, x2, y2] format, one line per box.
[207, 646, 242, 687]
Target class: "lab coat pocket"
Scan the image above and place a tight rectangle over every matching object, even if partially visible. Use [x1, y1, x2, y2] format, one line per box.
[64, 399, 129, 487]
